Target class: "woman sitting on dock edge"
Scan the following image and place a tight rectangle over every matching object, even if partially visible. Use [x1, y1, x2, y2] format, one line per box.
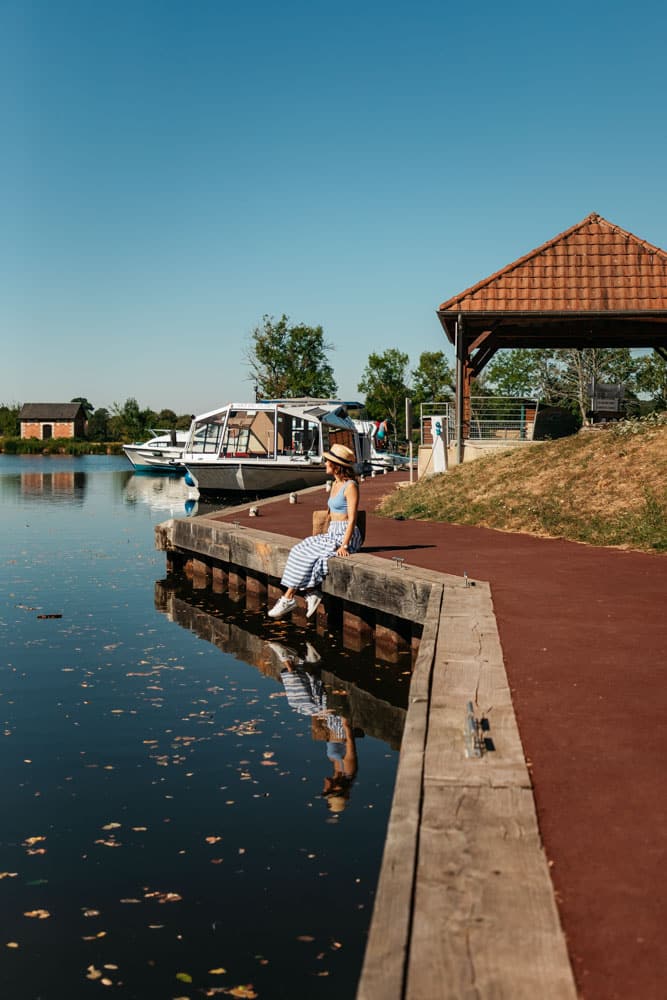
[268, 443, 362, 619]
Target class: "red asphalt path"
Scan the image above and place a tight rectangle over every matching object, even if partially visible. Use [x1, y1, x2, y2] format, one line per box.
[218, 472, 667, 999]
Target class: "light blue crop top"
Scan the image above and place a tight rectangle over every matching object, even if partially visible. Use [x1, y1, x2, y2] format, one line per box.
[328, 481, 350, 515]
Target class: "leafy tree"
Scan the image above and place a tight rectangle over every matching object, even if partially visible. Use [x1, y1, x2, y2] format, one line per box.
[109, 398, 157, 442]
[157, 409, 178, 426]
[411, 351, 454, 404]
[176, 413, 195, 430]
[0, 403, 20, 436]
[358, 348, 411, 435]
[484, 347, 642, 424]
[554, 348, 639, 424]
[636, 351, 667, 410]
[71, 396, 94, 418]
[245, 314, 338, 399]
[484, 350, 543, 397]
[87, 407, 110, 441]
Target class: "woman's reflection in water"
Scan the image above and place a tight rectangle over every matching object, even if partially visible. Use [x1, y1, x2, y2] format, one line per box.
[266, 641, 361, 813]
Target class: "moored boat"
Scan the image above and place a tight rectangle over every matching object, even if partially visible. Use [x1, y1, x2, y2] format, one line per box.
[182, 399, 364, 495]
[122, 429, 189, 473]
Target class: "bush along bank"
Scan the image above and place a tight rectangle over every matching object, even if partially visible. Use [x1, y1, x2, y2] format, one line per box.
[0, 438, 125, 456]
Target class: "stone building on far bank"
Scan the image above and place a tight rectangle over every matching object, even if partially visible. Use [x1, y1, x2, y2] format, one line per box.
[19, 403, 87, 440]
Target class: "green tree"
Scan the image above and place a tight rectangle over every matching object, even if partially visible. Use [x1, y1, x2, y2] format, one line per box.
[411, 351, 454, 404]
[109, 398, 157, 442]
[87, 407, 110, 441]
[71, 396, 94, 419]
[636, 351, 667, 410]
[484, 350, 543, 397]
[358, 349, 411, 436]
[245, 314, 338, 399]
[0, 403, 20, 436]
[157, 409, 178, 426]
[555, 348, 639, 424]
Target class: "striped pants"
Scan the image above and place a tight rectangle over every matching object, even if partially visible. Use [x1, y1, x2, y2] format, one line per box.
[280, 521, 362, 591]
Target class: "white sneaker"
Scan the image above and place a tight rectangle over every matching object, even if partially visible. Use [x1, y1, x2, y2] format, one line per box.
[304, 642, 321, 664]
[268, 596, 297, 619]
[267, 641, 298, 664]
[305, 590, 322, 618]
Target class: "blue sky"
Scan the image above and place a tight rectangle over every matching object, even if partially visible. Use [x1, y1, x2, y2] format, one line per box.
[3, 0, 666, 415]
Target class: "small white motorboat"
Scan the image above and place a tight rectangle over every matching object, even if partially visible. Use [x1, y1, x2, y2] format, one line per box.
[122, 429, 189, 473]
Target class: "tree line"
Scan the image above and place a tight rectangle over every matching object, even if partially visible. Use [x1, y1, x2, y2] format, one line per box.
[2, 314, 665, 441]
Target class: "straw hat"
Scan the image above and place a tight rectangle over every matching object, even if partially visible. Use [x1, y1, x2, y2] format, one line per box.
[326, 794, 348, 813]
[322, 443, 356, 468]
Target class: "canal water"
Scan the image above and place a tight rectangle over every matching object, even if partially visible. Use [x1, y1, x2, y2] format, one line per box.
[0, 456, 407, 1000]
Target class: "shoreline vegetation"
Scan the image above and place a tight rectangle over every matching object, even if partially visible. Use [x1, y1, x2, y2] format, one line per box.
[377, 413, 667, 553]
[0, 438, 125, 455]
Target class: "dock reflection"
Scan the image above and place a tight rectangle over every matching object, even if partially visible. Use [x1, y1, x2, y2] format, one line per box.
[154, 578, 407, 751]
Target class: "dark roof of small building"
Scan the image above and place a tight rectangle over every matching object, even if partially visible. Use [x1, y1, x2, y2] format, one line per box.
[438, 213, 667, 315]
[19, 403, 85, 420]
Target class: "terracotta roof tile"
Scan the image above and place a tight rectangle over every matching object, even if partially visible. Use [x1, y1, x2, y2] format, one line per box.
[438, 214, 667, 314]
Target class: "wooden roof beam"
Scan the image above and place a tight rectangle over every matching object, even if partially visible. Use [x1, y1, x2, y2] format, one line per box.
[468, 344, 499, 377]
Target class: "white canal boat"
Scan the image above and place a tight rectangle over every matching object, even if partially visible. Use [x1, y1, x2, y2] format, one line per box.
[182, 399, 364, 495]
[122, 429, 189, 473]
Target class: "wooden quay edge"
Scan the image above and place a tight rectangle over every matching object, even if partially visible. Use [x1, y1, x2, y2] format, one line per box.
[155, 511, 577, 999]
[357, 579, 578, 1000]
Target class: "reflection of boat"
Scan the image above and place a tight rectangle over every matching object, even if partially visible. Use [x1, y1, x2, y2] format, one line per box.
[182, 399, 364, 496]
[353, 420, 412, 470]
[122, 429, 189, 473]
[123, 473, 196, 515]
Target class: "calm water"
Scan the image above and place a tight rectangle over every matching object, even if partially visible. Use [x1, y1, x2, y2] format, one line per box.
[0, 456, 405, 1000]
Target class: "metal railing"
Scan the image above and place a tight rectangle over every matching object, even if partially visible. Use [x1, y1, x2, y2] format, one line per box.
[420, 398, 539, 443]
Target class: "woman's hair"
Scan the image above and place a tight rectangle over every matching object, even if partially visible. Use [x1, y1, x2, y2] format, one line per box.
[331, 462, 357, 482]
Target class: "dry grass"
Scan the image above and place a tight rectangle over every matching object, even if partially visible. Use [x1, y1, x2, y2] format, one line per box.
[378, 415, 667, 552]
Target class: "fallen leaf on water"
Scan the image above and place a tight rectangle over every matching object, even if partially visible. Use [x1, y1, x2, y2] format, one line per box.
[228, 987, 258, 999]
[296, 935, 314, 943]
[208, 967, 227, 974]
[24, 909, 50, 919]
[205, 836, 222, 844]
[101, 822, 121, 831]
[176, 971, 193, 983]
[0, 873, 18, 879]
[22, 836, 46, 847]
[6, 942, 19, 949]
[86, 965, 102, 980]
[82, 909, 100, 918]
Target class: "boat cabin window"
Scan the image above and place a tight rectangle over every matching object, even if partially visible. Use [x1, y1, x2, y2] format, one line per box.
[276, 414, 320, 457]
[221, 409, 275, 458]
[189, 421, 225, 454]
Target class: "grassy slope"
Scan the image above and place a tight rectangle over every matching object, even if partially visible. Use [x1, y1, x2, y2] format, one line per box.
[378, 417, 667, 552]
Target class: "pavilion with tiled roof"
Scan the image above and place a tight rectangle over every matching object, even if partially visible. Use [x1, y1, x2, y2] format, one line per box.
[437, 213, 667, 459]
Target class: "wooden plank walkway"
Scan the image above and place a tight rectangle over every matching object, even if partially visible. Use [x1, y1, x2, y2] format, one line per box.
[358, 576, 577, 999]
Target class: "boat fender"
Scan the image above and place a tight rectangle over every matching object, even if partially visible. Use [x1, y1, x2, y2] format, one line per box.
[184, 472, 195, 487]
